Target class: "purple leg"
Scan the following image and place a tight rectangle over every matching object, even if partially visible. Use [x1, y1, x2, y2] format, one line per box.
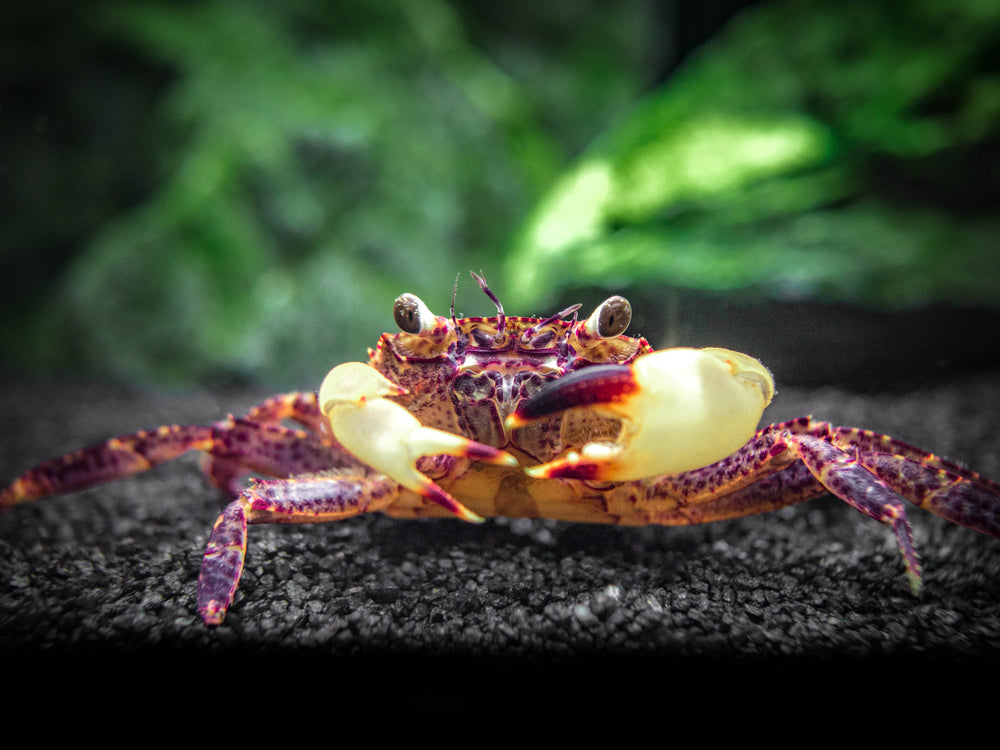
[608, 419, 823, 526]
[201, 393, 363, 495]
[612, 419, 927, 593]
[634, 461, 827, 526]
[831, 426, 1000, 538]
[198, 502, 248, 625]
[196, 470, 400, 625]
[1, 425, 215, 510]
[200, 417, 364, 496]
[789, 431, 923, 593]
[1, 391, 362, 509]
[242, 391, 325, 433]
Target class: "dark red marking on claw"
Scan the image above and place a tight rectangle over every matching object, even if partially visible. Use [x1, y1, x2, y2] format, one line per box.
[507, 363, 638, 427]
[529, 456, 602, 481]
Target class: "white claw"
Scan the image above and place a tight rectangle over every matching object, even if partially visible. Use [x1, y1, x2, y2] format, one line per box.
[615, 347, 774, 477]
[526, 348, 775, 481]
[319, 362, 517, 521]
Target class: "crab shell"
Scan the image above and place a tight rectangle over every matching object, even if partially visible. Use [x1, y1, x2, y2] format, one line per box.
[318, 276, 774, 524]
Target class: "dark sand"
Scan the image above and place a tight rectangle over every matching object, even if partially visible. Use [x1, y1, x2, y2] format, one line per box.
[2, 367, 998, 709]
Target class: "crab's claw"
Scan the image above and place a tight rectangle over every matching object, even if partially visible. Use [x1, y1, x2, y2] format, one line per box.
[506, 348, 774, 482]
[319, 362, 518, 522]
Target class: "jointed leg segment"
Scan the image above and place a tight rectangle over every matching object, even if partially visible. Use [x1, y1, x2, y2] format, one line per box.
[4, 370, 999, 626]
[1, 424, 217, 510]
[838, 426, 1000, 539]
[0, 392, 348, 510]
[617, 418, 999, 595]
[197, 470, 400, 624]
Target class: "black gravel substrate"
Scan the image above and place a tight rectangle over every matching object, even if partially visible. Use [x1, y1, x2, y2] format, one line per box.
[2, 372, 999, 711]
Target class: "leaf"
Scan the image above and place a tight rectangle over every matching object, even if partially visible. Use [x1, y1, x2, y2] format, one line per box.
[503, 0, 1000, 310]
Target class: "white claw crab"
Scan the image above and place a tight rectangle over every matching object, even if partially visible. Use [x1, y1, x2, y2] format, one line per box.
[4, 270, 998, 626]
[507, 348, 775, 482]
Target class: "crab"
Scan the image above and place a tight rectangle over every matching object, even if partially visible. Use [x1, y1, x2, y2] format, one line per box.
[3, 272, 999, 626]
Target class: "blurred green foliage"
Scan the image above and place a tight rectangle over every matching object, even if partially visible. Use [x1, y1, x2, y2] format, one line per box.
[1, 0, 654, 386]
[2, 0, 998, 387]
[507, 0, 1000, 309]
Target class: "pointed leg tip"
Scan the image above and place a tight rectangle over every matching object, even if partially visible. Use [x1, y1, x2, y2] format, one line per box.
[414, 477, 485, 523]
[442, 492, 485, 523]
[1, 479, 32, 511]
[199, 603, 227, 626]
[525, 463, 557, 479]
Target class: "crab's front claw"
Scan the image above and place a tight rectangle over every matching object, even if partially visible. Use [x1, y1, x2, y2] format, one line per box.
[506, 348, 774, 482]
[319, 362, 517, 521]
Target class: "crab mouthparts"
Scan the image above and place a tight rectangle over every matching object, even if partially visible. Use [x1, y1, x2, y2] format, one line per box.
[459, 350, 561, 372]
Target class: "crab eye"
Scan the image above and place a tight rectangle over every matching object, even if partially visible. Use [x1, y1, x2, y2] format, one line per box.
[392, 294, 420, 333]
[394, 293, 428, 334]
[587, 296, 631, 338]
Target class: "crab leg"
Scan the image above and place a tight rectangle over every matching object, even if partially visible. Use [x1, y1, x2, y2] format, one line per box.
[605, 417, 1000, 595]
[604, 420, 923, 593]
[641, 460, 828, 525]
[1, 424, 217, 510]
[200, 417, 361, 497]
[198, 470, 399, 625]
[788, 430, 923, 593]
[651, 421, 1000, 540]
[203, 391, 370, 495]
[241, 391, 327, 433]
[0, 416, 341, 511]
[319, 362, 518, 523]
[201, 391, 348, 494]
[831, 426, 1000, 538]
[0, 391, 367, 510]
[648, 447, 922, 595]
[630, 419, 922, 593]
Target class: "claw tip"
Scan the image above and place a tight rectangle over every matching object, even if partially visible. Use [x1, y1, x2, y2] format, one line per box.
[458, 507, 486, 524]
[504, 412, 530, 431]
[496, 451, 519, 468]
[524, 465, 550, 479]
[524, 451, 603, 481]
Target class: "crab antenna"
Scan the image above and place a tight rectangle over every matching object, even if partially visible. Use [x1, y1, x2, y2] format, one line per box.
[450, 272, 461, 325]
[470, 270, 505, 336]
[521, 303, 583, 342]
[557, 302, 583, 322]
